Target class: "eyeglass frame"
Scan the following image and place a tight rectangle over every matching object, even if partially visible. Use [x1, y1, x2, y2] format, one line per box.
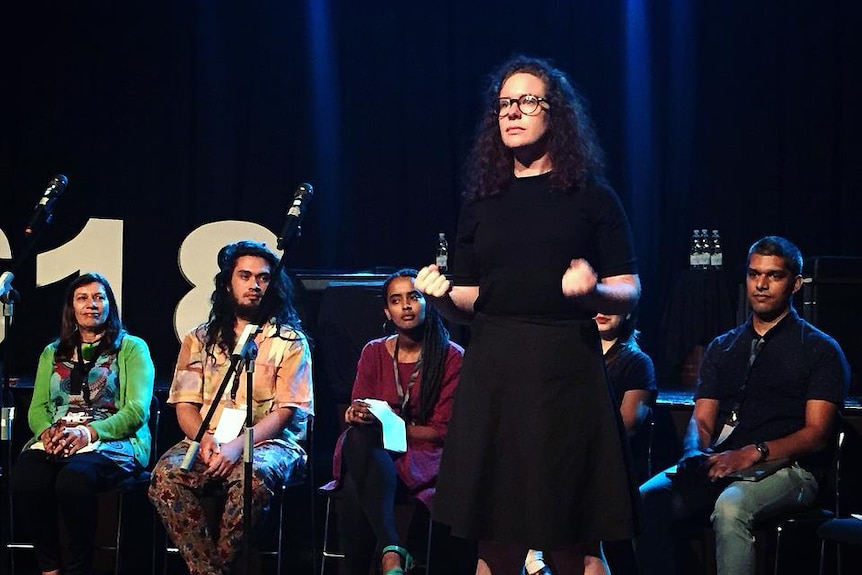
[494, 94, 550, 117]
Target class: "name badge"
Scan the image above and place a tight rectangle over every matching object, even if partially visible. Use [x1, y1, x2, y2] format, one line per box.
[214, 406, 246, 444]
[714, 411, 739, 447]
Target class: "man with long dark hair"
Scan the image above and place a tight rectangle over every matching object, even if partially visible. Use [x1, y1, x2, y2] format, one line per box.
[149, 240, 313, 575]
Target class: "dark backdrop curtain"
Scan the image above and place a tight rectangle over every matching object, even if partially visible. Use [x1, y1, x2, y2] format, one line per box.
[1, 1, 860, 381]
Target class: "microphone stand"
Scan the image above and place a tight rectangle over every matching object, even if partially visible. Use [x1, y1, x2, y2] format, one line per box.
[178, 322, 261, 575]
[241, 343, 257, 569]
[180, 216, 306, 575]
[1, 199, 59, 574]
[0, 288, 17, 575]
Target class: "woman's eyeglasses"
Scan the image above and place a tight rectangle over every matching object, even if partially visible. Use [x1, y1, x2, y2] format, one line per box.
[495, 94, 549, 117]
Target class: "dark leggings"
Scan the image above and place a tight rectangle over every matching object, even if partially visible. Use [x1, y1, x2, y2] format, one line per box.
[339, 425, 408, 575]
[10, 449, 132, 575]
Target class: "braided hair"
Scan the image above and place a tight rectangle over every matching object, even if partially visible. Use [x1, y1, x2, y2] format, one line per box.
[383, 268, 450, 425]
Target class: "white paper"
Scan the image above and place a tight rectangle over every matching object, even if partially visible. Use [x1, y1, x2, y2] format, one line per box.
[851, 513, 862, 521]
[359, 398, 407, 453]
[214, 406, 246, 444]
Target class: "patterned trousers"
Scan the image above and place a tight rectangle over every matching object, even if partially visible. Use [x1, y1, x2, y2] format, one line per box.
[149, 439, 304, 575]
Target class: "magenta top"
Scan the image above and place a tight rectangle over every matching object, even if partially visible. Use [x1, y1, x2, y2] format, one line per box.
[328, 336, 463, 508]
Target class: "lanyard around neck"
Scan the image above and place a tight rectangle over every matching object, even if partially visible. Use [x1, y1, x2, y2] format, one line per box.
[73, 338, 99, 406]
[392, 336, 422, 415]
[730, 335, 766, 419]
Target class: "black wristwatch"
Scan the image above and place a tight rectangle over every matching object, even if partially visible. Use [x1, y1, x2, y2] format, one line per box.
[754, 442, 770, 462]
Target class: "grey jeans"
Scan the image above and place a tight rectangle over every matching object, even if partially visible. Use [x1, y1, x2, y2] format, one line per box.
[637, 463, 818, 575]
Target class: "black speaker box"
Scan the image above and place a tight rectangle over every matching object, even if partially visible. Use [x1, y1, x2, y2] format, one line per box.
[797, 256, 862, 395]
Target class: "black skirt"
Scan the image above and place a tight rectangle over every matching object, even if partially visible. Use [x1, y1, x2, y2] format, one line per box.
[433, 313, 638, 549]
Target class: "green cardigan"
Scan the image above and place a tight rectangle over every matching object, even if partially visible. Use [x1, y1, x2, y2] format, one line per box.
[27, 334, 155, 468]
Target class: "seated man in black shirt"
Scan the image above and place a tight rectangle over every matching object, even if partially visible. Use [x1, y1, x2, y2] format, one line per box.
[637, 235, 850, 575]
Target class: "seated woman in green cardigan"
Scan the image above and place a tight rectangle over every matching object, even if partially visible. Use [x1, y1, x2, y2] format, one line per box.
[10, 272, 155, 575]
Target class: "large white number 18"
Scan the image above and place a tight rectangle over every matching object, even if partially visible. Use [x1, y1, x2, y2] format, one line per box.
[1, 219, 124, 345]
[37, 218, 125, 311]
[0, 219, 280, 345]
[174, 221, 280, 339]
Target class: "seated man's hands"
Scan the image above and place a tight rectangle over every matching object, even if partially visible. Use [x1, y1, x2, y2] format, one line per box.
[199, 432, 219, 465]
[677, 447, 712, 473]
[705, 446, 762, 480]
[203, 435, 243, 479]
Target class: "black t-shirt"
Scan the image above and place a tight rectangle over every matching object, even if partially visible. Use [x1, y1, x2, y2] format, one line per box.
[453, 173, 637, 319]
[605, 339, 658, 410]
[696, 308, 849, 456]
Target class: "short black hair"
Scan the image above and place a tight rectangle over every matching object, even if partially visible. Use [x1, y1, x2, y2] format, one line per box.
[747, 236, 803, 276]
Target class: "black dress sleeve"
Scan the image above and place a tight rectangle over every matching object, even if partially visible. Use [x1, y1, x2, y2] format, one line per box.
[589, 182, 638, 278]
[453, 199, 480, 286]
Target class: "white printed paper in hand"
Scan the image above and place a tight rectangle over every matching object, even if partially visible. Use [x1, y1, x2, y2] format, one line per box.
[359, 398, 407, 453]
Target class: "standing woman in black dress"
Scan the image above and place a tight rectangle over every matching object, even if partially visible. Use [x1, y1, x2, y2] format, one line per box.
[415, 55, 641, 575]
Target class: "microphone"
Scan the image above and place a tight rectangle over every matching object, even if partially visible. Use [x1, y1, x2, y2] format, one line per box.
[277, 183, 313, 250]
[24, 174, 69, 236]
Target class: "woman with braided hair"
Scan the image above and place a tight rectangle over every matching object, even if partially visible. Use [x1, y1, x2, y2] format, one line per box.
[327, 268, 463, 575]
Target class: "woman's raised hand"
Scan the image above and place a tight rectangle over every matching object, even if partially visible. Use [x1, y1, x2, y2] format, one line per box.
[415, 265, 451, 299]
[561, 258, 598, 298]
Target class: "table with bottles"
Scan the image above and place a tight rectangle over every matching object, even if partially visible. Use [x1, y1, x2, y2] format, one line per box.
[660, 229, 735, 386]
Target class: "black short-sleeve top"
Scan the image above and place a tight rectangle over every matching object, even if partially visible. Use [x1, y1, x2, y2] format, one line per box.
[452, 173, 637, 320]
[695, 308, 849, 452]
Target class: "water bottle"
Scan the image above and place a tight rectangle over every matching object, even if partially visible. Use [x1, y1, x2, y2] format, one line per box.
[435, 232, 448, 273]
[689, 230, 701, 270]
[700, 229, 711, 269]
[710, 230, 723, 269]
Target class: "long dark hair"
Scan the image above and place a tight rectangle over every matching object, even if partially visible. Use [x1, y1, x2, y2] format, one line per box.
[383, 268, 450, 425]
[55, 273, 125, 361]
[465, 54, 606, 199]
[206, 240, 303, 357]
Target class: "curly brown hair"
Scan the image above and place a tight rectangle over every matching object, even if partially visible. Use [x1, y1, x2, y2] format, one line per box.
[464, 55, 606, 199]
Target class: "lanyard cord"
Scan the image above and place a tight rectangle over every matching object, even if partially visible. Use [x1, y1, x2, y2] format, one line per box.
[392, 335, 422, 417]
[730, 336, 766, 420]
[73, 338, 99, 407]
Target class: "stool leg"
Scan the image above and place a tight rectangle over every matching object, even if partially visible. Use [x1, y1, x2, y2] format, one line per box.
[114, 493, 124, 575]
[773, 526, 782, 575]
[424, 515, 433, 575]
[276, 486, 285, 575]
[320, 496, 334, 575]
[837, 541, 843, 575]
[817, 539, 826, 575]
